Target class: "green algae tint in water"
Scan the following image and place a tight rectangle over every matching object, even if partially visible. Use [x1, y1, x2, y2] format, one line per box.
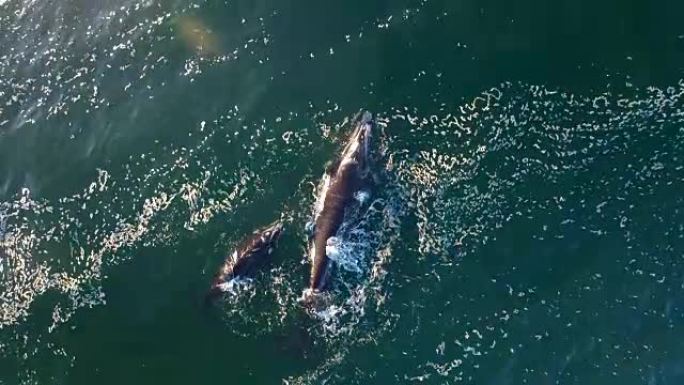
[1, 0, 684, 384]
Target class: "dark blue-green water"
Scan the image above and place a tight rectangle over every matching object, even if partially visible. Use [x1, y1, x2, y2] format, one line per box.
[1, 0, 684, 384]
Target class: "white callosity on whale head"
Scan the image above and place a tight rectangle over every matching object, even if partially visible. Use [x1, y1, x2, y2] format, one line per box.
[338, 112, 372, 169]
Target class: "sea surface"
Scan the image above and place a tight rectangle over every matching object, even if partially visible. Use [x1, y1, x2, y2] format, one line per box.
[1, 0, 684, 384]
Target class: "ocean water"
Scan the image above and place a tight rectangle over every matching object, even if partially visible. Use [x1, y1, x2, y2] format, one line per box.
[1, 0, 684, 384]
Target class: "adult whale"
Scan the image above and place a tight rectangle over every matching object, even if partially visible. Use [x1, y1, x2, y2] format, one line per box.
[307, 111, 373, 295]
[206, 220, 284, 302]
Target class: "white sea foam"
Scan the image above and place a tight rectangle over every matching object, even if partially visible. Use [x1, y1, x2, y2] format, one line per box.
[217, 276, 254, 295]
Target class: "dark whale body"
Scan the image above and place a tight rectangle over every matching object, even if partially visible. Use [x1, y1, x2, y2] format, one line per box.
[309, 111, 373, 292]
[206, 221, 283, 301]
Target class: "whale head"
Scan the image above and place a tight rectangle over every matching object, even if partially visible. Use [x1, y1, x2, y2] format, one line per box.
[205, 220, 284, 305]
[259, 220, 284, 245]
[340, 111, 373, 172]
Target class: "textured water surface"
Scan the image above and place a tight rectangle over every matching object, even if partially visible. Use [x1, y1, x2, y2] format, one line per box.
[1, 0, 683, 384]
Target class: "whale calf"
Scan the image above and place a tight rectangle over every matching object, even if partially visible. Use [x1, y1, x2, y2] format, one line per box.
[306, 111, 373, 296]
[206, 220, 284, 302]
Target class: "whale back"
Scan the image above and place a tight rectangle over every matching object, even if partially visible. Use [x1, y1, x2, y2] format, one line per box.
[310, 158, 364, 290]
[207, 221, 283, 301]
